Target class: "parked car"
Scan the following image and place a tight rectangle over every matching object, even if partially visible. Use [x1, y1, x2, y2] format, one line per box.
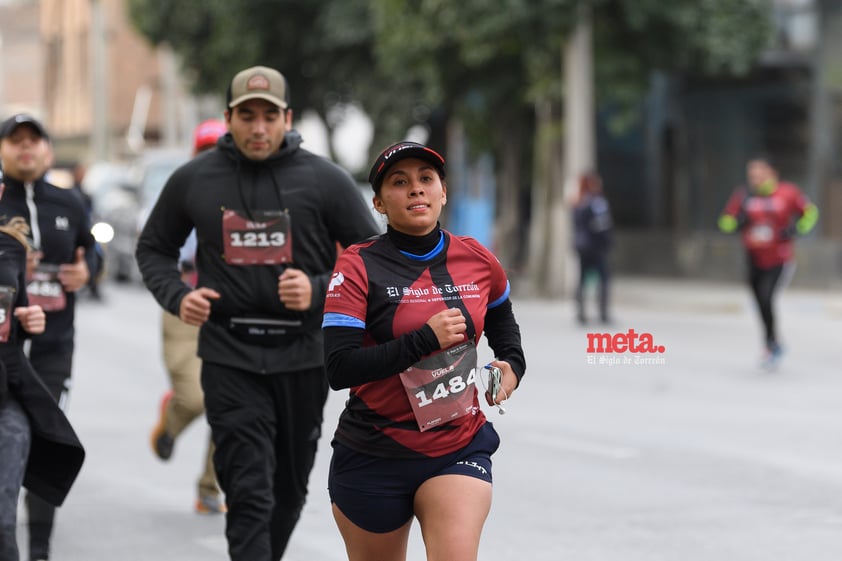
[84, 161, 133, 215]
[92, 149, 189, 282]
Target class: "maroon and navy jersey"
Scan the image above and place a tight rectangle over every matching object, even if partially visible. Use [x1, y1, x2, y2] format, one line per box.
[323, 230, 510, 458]
[722, 182, 811, 268]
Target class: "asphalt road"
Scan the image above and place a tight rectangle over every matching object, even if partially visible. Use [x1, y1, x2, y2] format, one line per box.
[16, 277, 842, 561]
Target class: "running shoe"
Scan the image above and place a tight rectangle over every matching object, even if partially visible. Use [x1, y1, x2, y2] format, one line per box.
[195, 494, 227, 515]
[150, 391, 175, 460]
[761, 343, 784, 371]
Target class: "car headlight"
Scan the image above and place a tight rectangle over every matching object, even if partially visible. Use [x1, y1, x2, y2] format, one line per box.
[91, 221, 115, 244]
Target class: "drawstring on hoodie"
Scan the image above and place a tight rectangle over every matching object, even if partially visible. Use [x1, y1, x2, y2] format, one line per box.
[234, 158, 286, 223]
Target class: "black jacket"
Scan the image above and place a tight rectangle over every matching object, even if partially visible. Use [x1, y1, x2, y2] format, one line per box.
[0, 232, 85, 506]
[573, 194, 613, 254]
[0, 175, 98, 347]
[136, 131, 380, 374]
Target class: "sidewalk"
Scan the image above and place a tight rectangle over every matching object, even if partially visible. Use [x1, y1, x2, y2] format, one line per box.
[612, 276, 745, 314]
[519, 274, 842, 318]
[616, 275, 842, 317]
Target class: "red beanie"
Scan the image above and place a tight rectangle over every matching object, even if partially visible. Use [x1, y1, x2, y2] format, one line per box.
[193, 119, 227, 154]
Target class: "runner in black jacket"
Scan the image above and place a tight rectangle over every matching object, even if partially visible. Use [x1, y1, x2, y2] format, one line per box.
[136, 66, 380, 561]
[0, 113, 96, 561]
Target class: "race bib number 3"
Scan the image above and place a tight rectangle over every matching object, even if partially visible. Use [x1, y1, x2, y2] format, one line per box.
[0, 286, 14, 342]
[399, 341, 479, 432]
[222, 209, 293, 265]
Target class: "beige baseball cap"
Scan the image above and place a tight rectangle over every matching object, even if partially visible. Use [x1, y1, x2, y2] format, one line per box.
[227, 66, 289, 109]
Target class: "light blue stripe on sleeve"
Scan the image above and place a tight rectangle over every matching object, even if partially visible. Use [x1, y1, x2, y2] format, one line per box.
[488, 281, 511, 309]
[322, 312, 366, 329]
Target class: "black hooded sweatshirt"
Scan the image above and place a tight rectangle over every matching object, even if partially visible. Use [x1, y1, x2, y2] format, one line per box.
[136, 131, 380, 374]
[0, 175, 97, 347]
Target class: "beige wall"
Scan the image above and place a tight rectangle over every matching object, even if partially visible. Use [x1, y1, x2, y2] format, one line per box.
[1, 0, 193, 164]
[0, 0, 43, 116]
[41, 0, 92, 138]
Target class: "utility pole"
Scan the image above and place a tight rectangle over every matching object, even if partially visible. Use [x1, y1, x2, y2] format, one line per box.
[90, 0, 109, 161]
[159, 43, 179, 147]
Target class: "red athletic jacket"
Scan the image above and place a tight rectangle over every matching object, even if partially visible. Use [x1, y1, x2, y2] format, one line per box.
[721, 182, 812, 269]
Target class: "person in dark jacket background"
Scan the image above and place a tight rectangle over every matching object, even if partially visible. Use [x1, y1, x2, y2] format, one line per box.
[135, 65, 380, 561]
[0, 113, 97, 561]
[0, 214, 85, 561]
[572, 171, 613, 325]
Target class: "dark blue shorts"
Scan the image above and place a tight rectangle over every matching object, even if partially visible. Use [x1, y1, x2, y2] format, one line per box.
[328, 422, 501, 533]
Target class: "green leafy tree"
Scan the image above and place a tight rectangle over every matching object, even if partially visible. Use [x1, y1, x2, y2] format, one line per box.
[367, 0, 772, 292]
[591, 0, 773, 131]
[127, 0, 416, 164]
[128, 0, 773, 293]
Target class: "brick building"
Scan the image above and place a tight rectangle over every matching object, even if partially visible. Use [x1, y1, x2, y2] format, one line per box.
[0, 0, 198, 165]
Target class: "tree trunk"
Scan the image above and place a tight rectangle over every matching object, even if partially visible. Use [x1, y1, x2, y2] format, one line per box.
[494, 131, 525, 272]
[807, 0, 842, 234]
[526, 98, 564, 297]
[527, 13, 595, 299]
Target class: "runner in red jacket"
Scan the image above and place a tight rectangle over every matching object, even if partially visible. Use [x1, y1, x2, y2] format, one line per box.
[718, 156, 819, 369]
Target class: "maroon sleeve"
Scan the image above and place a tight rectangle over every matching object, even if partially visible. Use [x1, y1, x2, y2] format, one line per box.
[721, 187, 747, 217]
[784, 183, 811, 216]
